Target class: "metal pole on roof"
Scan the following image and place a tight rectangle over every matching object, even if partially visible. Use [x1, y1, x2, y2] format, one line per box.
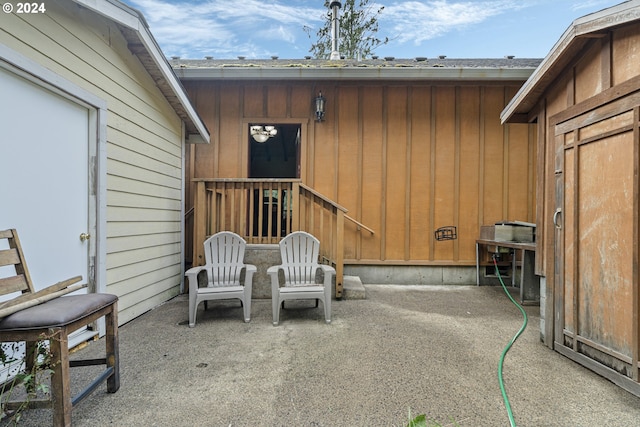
[329, 1, 341, 60]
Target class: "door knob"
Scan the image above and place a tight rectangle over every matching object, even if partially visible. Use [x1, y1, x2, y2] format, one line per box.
[79, 233, 90, 242]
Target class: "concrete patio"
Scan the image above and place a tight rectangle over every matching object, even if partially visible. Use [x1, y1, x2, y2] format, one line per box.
[5, 284, 640, 426]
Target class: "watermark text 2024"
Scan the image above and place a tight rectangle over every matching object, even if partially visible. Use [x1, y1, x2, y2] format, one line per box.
[2, 3, 46, 14]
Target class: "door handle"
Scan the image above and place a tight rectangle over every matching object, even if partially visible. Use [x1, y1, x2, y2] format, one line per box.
[553, 209, 562, 229]
[79, 233, 90, 242]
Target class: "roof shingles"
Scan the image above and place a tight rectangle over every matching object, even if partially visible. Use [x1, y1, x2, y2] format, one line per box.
[172, 57, 542, 70]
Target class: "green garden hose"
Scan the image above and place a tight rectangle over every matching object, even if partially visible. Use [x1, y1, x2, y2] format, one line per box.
[493, 256, 528, 427]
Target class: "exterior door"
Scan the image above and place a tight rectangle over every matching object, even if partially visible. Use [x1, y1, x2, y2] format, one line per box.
[0, 66, 91, 291]
[552, 94, 640, 394]
[0, 65, 96, 353]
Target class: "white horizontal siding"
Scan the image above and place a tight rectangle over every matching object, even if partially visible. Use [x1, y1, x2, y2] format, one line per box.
[107, 158, 181, 187]
[109, 127, 181, 168]
[107, 242, 181, 267]
[116, 276, 181, 325]
[107, 253, 181, 287]
[1, 2, 186, 324]
[107, 192, 182, 213]
[107, 207, 181, 223]
[108, 176, 182, 201]
[106, 233, 181, 258]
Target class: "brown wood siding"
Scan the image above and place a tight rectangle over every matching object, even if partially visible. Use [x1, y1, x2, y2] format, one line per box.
[613, 26, 640, 86]
[292, 86, 313, 118]
[457, 87, 481, 262]
[482, 87, 508, 223]
[184, 80, 536, 266]
[243, 85, 263, 117]
[385, 86, 410, 260]
[409, 87, 432, 261]
[219, 85, 242, 177]
[507, 118, 532, 220]
[268, 85, 287, 117]
[360, 87, 384, 261]
[574, 42, 603, 104]
[433, 86, 456, 261]
[311, 86, 335, 195]
[337, 86, 360, 259]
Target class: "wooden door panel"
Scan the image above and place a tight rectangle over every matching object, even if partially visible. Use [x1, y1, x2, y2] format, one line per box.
[577, 132, 634, 354]
[553, 94, 640, 392]
[563, 145, 575, 334]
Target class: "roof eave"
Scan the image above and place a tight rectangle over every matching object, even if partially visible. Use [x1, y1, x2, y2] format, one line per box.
[501, 0, 640, 124]
[71, 0, 210, 143]
[175, 67, 535, 82]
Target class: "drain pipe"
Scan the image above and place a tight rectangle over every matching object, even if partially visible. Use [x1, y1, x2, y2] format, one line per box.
[329, 1, 341, 60]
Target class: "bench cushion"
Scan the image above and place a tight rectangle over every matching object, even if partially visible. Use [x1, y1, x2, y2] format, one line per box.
[0, 294, 117, 331]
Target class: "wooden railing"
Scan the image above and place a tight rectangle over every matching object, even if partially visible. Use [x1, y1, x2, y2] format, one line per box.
[191, 178, 368, 298]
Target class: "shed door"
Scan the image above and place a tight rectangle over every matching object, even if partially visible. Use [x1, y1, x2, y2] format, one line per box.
[0, 68, 93, 300]
[552, 94, 639, 390]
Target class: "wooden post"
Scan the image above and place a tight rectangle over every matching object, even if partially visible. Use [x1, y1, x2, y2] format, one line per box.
[335, 209, 344, 299]
[50, 328, 72, 427]
[193, 181, 206, 267]
[106, 302, 120, 393]
[291, 181, 300, 232]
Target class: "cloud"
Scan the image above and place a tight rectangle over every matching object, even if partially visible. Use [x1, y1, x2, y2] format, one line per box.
[570, 0, 614, 11]
[382, 0, 528, 45]
[126, 0, 324, 57]
[259, 25, 298, 44]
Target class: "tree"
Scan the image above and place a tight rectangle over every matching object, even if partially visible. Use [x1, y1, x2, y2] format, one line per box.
[305, 0, 389, 60]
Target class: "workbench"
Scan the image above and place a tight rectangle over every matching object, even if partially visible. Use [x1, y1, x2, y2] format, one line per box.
[475, 239, 539, 305]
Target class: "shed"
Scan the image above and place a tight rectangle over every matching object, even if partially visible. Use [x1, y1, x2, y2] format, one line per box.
[175, 57, 541, 289]
[0, 0, 209, 333]
[502, 0, 640, 397]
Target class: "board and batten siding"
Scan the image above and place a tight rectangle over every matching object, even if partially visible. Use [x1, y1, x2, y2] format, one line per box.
[184, 80, 536, 266]
[1, 1, 185, 324]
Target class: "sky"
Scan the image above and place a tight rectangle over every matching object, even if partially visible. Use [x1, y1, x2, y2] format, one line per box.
[123, 0, 624, 60]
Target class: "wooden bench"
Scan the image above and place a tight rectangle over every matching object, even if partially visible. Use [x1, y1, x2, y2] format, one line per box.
[0, 229, 119, 426]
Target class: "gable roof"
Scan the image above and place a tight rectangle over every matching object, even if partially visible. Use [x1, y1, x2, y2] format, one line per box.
[72, 0, 210, 143]
[172, 57, 541, 82]
[501, 0, 640, 124]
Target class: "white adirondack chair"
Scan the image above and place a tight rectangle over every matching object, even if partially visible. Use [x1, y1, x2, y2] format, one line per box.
[185, 232, 256, 327]
[267, 231, 334, 325]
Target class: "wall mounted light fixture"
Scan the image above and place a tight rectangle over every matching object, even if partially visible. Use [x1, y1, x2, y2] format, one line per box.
[314, 92, 326, 122]
[250, 125, 277, 143]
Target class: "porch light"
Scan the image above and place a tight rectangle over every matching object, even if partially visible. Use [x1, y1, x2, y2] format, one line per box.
[314, 92, 326, 122]
[250, 125, 277, 143]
